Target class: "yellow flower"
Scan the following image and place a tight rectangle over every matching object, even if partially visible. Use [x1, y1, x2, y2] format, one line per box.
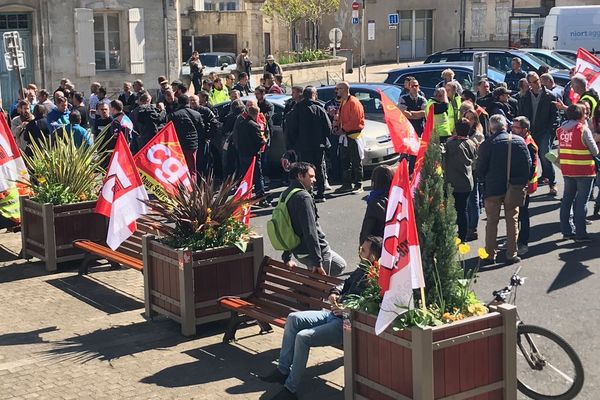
[458, 243, 471, 255]
[37, 176, 46, 184]
[442, 312, 455, 322]
[456, 313, 465, 320]
[455, 237, 461, 246]
[478, 247, 489, 260]
[436, 164, 443, 176]
[467, 303, 488, 316]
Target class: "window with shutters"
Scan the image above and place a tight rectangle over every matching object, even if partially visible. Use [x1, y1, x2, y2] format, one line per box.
[94, 12, 121, 71]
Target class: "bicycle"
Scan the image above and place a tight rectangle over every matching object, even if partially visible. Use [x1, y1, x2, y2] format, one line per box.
[488, 265, 584, 400]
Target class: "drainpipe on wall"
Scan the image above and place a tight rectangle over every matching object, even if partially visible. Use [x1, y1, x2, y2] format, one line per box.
[163, 0, 170, 79]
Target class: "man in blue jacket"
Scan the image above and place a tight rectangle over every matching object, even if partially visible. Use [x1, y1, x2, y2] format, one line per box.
[478, 114, 531, 266]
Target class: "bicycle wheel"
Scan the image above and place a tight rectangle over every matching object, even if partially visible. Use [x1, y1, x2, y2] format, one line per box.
[516, 324, 584, 400]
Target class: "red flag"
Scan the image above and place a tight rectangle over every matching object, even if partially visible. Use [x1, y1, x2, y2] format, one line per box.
[0, 115, 31, 222]
[379, 91, 420, 156]
[575, 48, 600, 95]
[409, 111, 434, 192]
[376, 159, 425, 335]
[233, 156, 255, 226]
[133, 121, 192, 202]
[96, 134, 149, 250]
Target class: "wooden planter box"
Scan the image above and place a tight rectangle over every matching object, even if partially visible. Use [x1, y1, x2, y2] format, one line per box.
[142, 235, 264, 336]
[344, 304, 517, 400]
[19, 197, 107, 272]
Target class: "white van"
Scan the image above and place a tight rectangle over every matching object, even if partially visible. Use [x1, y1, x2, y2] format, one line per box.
[542, 6, 600, 52]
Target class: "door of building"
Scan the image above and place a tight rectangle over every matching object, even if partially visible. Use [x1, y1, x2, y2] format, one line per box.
[0, 13, 34, 109]
[264, 33, 271, 58]
[398, 10, 432, 60]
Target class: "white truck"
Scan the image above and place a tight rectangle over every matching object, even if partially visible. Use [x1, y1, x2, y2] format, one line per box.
[542, 6, 600, 52]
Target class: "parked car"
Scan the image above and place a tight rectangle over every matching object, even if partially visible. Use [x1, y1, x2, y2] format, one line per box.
[181, 52, 237, 76]
[214, 94, 399, 177]
[554, 49, 578, 63]
[521, 49, 575, 70]
[424, 48, 550, 74]
[384, 63, 506, 98]
[316, 83, 403, 123]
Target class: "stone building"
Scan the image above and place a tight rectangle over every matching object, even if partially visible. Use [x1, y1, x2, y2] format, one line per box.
[0, 0, 181, 108]
[320, 0, 599, 66]
[179, 0, 290, 66]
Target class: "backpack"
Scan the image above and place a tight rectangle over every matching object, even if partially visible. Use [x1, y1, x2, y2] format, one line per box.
[267, 188, 303, 251]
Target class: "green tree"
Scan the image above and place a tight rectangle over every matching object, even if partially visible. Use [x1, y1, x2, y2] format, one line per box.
[304, 0, 341, 49]
[413, 136, 463, 310]
[262, 0, 307, 50]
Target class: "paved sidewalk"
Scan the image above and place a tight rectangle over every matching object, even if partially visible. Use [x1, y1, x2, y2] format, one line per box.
[0, 233, 344, 400]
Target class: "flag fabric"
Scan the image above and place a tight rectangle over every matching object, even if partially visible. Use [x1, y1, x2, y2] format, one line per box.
[379, 91, 420, 156]
[133, 121, 192, 202]
[409, 111, 434, 192]
[96, 133, 149, 250]
[376, 159, 425, 335]
[575, 48, 600, 95]
[233, 156, 255, 226]
[0, 114, 31, 223]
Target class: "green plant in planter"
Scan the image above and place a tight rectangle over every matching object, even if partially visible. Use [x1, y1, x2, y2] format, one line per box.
[141, 174, 257, 252]
[20, 127, 110, 205]
[345, 135, 488, 330]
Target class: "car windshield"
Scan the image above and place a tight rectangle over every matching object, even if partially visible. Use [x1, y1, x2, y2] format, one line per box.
[551, 51, 576, 67]
[515, 52, 546, 69]
[487, 67, 506, 83]
[200, 55, 219, 67]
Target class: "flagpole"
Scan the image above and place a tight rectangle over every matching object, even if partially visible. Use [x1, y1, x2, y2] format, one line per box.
[420, 287, 427, 312]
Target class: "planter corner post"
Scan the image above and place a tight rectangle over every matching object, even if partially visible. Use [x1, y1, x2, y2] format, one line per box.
[343, 311, 355, 400]
[178, 247, 196, 337]
[42, 202, 57, 272]
[499, 304, 518, 399]
[142, 234, 155, 320]
[412, 325, 434, 399]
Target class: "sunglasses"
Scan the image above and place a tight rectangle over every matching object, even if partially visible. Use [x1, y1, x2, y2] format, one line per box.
[411, 84, 420, 88]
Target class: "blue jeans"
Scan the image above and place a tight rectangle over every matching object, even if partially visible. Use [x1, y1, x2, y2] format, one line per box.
[277, 310, 343, 393]
[560, 176, 594, 238]
[534, 132, 556, 185]
[467, 181, 480, 231]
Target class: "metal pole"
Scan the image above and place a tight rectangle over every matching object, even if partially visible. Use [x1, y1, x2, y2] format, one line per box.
[360, 0, 366, 82]
[8, 34, 24, 99]
[396, 9, 400, 64]
[333, 30, 337, 58]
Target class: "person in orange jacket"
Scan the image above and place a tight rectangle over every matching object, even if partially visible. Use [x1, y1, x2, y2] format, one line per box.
[333, 82, 365, 194]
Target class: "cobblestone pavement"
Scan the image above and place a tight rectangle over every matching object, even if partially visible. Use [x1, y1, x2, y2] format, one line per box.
[0, 232, 344, 400]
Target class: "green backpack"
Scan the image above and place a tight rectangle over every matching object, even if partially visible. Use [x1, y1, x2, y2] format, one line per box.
[267, 188, 303, 251]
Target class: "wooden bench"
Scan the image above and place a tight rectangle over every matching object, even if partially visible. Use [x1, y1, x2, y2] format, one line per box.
[219, 256, 343, 343]
[73, 221, 158, 275]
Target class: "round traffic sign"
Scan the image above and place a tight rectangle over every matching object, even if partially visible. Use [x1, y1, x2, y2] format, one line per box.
[329, 28, 343, 44]
[352, 2, 360, 10]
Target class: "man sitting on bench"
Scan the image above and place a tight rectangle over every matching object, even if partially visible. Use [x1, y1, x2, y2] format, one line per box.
[260, 236, 383, 400]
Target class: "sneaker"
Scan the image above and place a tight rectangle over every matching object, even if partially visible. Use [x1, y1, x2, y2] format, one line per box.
[260, 369, 288, 384]
[257, 199, 272, 208]
[574, 236, 593, 243]
[549, 185, 558, 196]
[269, 387, 298, 400]
[334, 184, 353, 194]
[352, 184, 364, 194]
[479, 256, 496, 267]
[324, 181, 332, 191]
[465, 230, 478, 241]
[562, 233, 576, 240]
[505, 256, 521, 266]
[498, 241, 507, 250]
[517, 244, 528, 256]
[314, 194, 326, 203]
[594, 205, 600, 217]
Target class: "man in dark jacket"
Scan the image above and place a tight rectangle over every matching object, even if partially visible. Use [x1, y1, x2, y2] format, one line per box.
[261, 234, 380, 400]
[234, 101, 268, 204]
[286, 86, 332, 202]
[280, 162, 346, 276]
[477, 115, 531, 266]
[131, 91, 164, 150]
[504, 57, 527, 93]
[167, 95, 205, 182]
[517, 71, 558, 195]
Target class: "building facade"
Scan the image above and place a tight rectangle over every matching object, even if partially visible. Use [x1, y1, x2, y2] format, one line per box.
[0, 0, 181, 108]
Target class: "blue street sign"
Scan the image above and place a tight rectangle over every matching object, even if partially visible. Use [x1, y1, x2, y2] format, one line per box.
[388, 13, 399, 26]
[352, 17, 359, 25]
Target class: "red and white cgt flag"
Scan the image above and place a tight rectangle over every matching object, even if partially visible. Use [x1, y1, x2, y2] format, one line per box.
[96, 133, 149, 250]
[573, 48, 600, 102]
[376, 159, 425, 335]
[409, 111, 434, 192]
[233, 156, 255, 226]
[379, 91, 420, 156]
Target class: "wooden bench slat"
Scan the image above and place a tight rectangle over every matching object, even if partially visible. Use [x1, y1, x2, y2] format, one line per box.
[220, 298, 288, 328]
[265, 259, 343, 285]
[260, 282, 329, 310]
[74, 240, 143, 271]
[262, 274, 331, 299]
[262, 265, 338, 292]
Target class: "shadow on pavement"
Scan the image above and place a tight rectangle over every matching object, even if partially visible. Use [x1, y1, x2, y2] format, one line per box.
[528, 202, 561, 218]
[46, 275, 144, 314]
[140, 342, 343, 398]
[0, 326, 58, 346]
[0, 260, 47, 284]
[548, 243, 597, 293]
[43, 319, 196, 363]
